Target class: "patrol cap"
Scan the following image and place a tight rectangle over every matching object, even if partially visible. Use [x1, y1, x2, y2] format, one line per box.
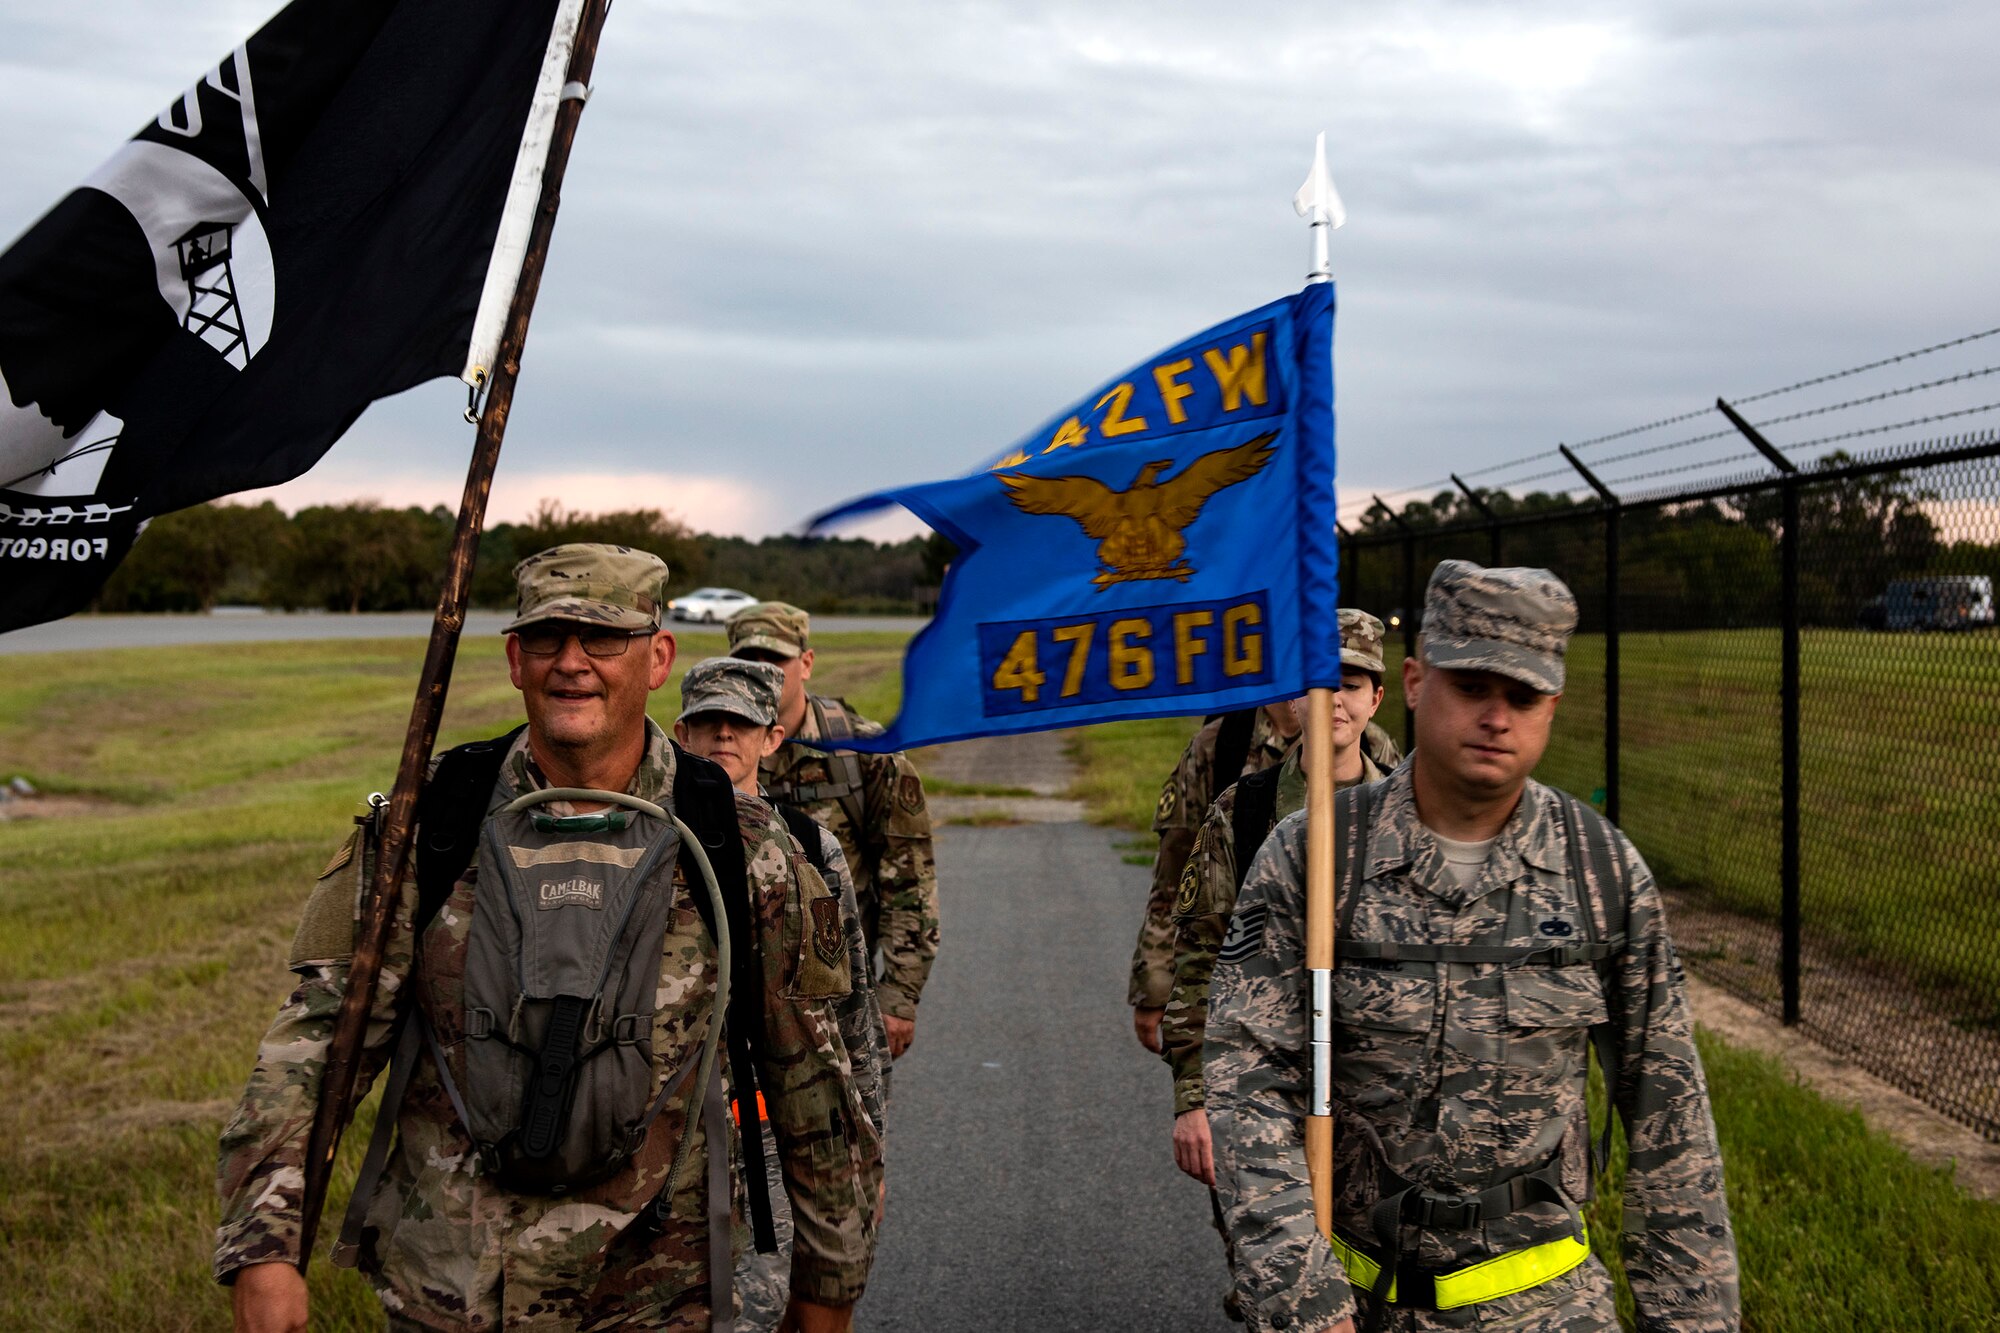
[677, 657, 784, 726]
[505, 543, 668, 634]
[728, 601, 811, 660]
[1419, 560, 1578, 694]
[1336, 608, 1387, 675]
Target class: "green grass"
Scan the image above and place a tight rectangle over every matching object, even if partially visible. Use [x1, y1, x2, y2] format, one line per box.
[0, 629, 912, 1332]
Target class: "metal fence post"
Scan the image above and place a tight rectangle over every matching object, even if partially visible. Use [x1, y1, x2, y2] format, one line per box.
[1375, 495, 1420, 753]
[1451, 473, 1503, 565]
[1558, 446, 1620, 823]
[1717, 399, 1802, 1025]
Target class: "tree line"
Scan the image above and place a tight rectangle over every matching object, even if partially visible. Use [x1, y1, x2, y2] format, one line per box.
[1345, 451, 1998, 631]
[95, 498, 939, 615]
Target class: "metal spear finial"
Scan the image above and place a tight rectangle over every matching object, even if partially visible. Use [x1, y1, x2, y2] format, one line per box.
[1294, 131, 1346, 285]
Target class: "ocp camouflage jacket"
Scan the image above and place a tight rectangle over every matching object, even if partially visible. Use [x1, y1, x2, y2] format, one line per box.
[761, 698, 937, 1023]
[215, 722, 882, 1329]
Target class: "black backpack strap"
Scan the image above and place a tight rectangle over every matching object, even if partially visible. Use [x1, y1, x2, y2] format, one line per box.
[413, 725, 524, 934]
[1228, 767, 1284, 893]
[1555, 792, 1630, 1188]
[668, 742, 778, 1253]
[1212, 707, 1257, 789]
[775, 803, 830, 878]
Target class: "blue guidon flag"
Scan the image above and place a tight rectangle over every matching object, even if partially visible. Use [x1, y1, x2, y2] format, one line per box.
[810, 283, 1339, 751]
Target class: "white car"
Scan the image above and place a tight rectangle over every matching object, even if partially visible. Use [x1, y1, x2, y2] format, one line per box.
[668, 587, 758, 624]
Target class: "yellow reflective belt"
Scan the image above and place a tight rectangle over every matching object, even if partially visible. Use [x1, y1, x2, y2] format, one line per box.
[1327, 1222, 1590, 1311]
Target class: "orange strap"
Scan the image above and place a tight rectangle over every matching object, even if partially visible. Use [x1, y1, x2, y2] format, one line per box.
[731, 1091, 769, 1125]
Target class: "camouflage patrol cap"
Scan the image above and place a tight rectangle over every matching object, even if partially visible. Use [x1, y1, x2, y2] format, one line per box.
[504, 543, 667, 634]
[1420, 560, 1578, 693]
[728, 601, 811, 659]
[677, 656, 784, 727]
[1337, 608, 1387, 675]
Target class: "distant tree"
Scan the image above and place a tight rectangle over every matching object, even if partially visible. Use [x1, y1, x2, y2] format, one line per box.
[275, 503, 451, 612]
[95, 501, 290, 612]
[472, 499, 707, 608]
[1738, 451, 1941, 621]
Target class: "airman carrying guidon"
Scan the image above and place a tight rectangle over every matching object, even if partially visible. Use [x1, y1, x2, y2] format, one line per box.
[1206, 562, 1738, 1332]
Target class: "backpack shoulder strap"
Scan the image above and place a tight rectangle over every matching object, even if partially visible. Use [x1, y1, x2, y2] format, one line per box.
[669, 741, 779, 1253]
[1212, 707, 1257, 787]
[803, 697, 870, 834]
[1554, 790, 1631, 1185]
[775, 803, 830, 877]
[414, 725, 524, 934]
[1229, 767, 1284, 893]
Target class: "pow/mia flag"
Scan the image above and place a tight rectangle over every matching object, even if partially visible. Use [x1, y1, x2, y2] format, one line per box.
[808, 284, 1340, 752]
[0, 0, 572, 631]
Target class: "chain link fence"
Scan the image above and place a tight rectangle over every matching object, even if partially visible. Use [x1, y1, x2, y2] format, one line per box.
[1344, 431, 2000, 1141]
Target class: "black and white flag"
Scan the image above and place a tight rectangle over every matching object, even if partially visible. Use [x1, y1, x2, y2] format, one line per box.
[0, 0, 584, 631]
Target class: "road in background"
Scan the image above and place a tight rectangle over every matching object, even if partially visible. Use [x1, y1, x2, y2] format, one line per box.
[862, 821, 1237, 1332]
[0, 611, 925, 654]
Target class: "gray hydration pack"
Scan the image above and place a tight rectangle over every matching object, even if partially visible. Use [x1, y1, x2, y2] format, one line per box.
[442, 787, 692, 1193]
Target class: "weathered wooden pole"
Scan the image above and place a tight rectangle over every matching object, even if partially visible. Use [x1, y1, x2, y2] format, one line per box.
[296, 0, 615, 1265]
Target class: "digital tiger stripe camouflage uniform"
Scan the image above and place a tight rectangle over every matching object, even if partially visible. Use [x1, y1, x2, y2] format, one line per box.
[1204, 771, 1739, 1332]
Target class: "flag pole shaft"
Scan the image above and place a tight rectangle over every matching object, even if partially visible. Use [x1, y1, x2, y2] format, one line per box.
[1297, 130, 1340, 1238]
[1304, 687, 1336, 1238]
[295, 0, 614, 1267]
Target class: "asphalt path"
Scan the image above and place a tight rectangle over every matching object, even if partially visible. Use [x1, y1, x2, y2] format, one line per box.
[861, 821, 1238, 1332]
[0, 611, 925, 654]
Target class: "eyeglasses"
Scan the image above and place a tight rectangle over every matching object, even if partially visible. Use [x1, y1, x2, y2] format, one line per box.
[515, 625, 652, 658]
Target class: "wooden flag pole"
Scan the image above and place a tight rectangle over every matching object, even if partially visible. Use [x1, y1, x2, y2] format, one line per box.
[1294, 131, 1345, 1239]
[296, 0, 615, 1266]
[1303, 686, 1337, 1237]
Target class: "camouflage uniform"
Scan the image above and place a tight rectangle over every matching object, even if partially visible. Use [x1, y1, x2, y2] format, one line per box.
[1130, 708, 1291, 1009]
[1204, 565, 1737, 1332]
[676, 655, 891, 1332]
[732, 605, 939, 1025]
[737, 817, 887, 1333]
[216, 547, 882, 1330]
[1162, 609, 1399, 1118]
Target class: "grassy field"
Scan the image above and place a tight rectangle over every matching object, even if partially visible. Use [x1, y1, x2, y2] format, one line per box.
[0, 630, 905, 1332]
[4, 627, 1997, 1329]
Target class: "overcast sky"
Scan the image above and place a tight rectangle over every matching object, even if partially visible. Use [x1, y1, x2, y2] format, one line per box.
[4, 0, 1997, 537]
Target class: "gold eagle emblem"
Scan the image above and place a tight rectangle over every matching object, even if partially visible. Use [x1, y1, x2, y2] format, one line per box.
[997, 431, 1277, 588]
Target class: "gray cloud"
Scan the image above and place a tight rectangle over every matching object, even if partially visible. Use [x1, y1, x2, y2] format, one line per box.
[4, 0, 1998, 528]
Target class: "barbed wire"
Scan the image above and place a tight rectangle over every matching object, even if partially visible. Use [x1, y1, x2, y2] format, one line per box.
[1345, 356, 2000, 520]
[1347, 326, 2000, 512]
[1565, 326, 2000, 453]
[1730, 325, 2000, 406]
[1775, 399, 2000, 455]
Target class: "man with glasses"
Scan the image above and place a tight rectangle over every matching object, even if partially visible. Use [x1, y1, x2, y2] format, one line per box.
[728, 603, 938, 1063]
[216, 544, 882, 1333]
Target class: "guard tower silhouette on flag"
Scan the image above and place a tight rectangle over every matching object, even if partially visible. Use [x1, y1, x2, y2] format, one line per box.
[174, 221, 248, 368]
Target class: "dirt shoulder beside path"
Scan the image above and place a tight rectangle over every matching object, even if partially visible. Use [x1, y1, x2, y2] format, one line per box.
[1685, 974, 2000, 1201]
